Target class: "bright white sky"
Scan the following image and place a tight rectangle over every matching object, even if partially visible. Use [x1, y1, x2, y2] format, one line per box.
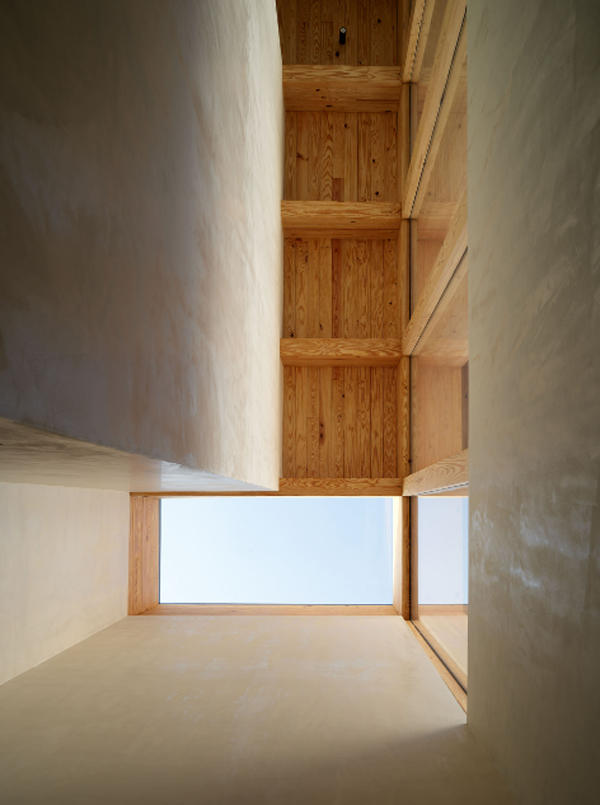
[160, 497, 393, 605]
[418, 496, 469, 605]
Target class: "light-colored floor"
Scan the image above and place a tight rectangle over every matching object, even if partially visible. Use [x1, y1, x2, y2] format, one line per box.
[419, 610, 469, 677]
[0, 616, 514, 805]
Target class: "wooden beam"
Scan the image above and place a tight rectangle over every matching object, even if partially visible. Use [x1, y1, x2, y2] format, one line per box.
[402, 0, 437, 83]
[283, 65, 402, 112]
[402, 0, 467, 218]
[143, 604, 398, 616]
[279, 477, 402, 496]
[128, 496, 159, 615]
[282, 201, 402, 239]
[403, 192, 467, 354]
[402, 448, 468, 495]
[280, 337, 402, 367]
[140, 478, 403, 497]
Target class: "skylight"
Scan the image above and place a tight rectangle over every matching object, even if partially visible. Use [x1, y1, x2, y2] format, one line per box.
[160, 497, 393, 605]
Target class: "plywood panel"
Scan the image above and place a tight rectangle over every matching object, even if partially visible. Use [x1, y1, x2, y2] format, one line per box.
[286, 112, 399, 202]
[411, 359, 463, 472]
[277, 0, 399, 66]
[283, 237, 399, 343]
[284, 364, 398, 479]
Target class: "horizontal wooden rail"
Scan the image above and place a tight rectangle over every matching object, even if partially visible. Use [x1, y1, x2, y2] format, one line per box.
[283, 65, 402, 112]
[139, 478, 403, 497]
[281, 338, 403, 367]
[403, 192, 467, 354]
[143, 604, 398, 616]
[280, 478, 403, 496]
[402, 449, 468, 495]
[403, 0, 467, 218]
[282, 201, 402, 239]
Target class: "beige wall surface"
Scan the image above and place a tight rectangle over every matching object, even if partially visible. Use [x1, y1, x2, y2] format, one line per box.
[0, 482, 129, 686]
[0, 0, 284, 491]
[0, 616, 516, 804]
[468, 1, 600, 802]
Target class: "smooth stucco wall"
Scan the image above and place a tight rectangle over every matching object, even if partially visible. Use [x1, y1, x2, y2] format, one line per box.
[0, 0, 284, 491]
[468, 1, 600, 802]
[0, 482, 129, 685]
[0, 617, 516, 804]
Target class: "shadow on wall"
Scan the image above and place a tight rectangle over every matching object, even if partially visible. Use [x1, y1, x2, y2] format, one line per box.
[0, 0, 284, 489]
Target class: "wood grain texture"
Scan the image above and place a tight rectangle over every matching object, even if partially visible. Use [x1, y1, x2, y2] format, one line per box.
[411, 361, 463, 471]
[277, 0, 399, 66]
[287, 112, 400, 202]
[416, 257, 468, 366]
[402, 448, 468, 495]
[403, 191, 467, 353]
[402, 0, 436, 82]
[281, 337, 403, 366]
[128, 496, 159, 615]
[282, 200, 402, 238]
[279, 476, 402, 495]
[402, 0, 466, 217]
[144, 604, 398, 616]
[283, 65, 402, 110]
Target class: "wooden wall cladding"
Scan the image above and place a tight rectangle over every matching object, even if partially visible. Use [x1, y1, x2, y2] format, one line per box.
[276, 0, 399, 67]
[410, 360, 464, 473]
[285, 111, 398, 202]
[128, 496, 159, 615]
[284, 238, 399, 338]
[283, 364, 398, 478]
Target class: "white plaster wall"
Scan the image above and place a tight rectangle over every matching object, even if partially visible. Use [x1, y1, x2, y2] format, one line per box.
[0, 482, 129, 686]
[0, 0, 284, 491]
[468, 1, 600, 802]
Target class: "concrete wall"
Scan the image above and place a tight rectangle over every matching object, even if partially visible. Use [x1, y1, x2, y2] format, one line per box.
[0, 0, 284, 491]
[468, 1, 600, 802]
[0, 482, 129, 686]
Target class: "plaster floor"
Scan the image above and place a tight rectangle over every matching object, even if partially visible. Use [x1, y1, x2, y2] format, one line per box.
[0, 616, 515, 805]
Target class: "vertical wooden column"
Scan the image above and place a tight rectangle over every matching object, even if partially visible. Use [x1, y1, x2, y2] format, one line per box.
[128, 496, 160, 615]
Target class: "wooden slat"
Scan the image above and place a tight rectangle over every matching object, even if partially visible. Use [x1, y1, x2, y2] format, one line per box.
[332, 365, 345, 476]
[370, 367, 384, 477]
[321, 112, 334, 200]
[383, 366, 398, 477]
[370, 240, 385, 336]
[383, 238, 399, 336]
[145, 604, 398, 616]
[403, 0, 467, 218]
[282, 200, 402, 238]
[344, 367, 358, 476]
[319, 239, 333, 335]
[128, 496, 159, 615]
[295, 366, 308, 477]
[344, 112, 358, 201]
[283, 239, 296, 337]
[319, 365, 333, 476]
[285, 112, 297, 199]
[402, 0, 437, 82]
[283, 366, 296, 476]
[279, 477, 403, 495]
[403, 192, 467, 353]
[281, 338, 403, 366]
[402, 448, 468, 495]
[357, 366, 370, 477]
[283, 66, 403, 111]
[307, 366, 320, 476]
[295, 238, 309, 337]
